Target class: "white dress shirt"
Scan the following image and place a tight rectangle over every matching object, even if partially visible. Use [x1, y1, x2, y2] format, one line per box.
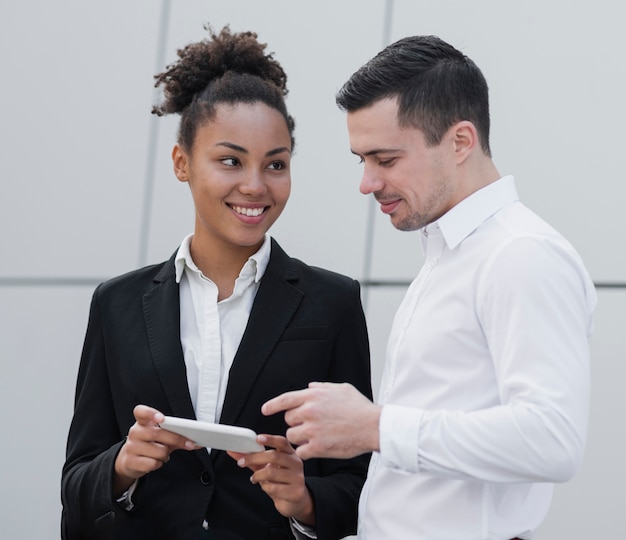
[358, 176, 597, 540]
[175, 234, 270, 427]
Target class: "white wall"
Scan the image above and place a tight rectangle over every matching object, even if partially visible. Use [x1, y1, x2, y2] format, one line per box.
[1, 1, 624, 537]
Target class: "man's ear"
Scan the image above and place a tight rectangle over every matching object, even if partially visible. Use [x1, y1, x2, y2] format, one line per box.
[172, 143, 190, 183]
[451, 121, 478, 164]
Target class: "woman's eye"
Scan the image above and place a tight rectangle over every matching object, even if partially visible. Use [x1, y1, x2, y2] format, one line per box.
[268, 161, 285, 171]
[379, 158, 396, 167]
[221, 157, 239, 167]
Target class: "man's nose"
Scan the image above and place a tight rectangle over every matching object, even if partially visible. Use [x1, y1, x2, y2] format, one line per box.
[359, 166, 383, 195]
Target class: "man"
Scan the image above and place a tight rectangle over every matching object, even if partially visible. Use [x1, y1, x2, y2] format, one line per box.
[263, 35, 597, 539]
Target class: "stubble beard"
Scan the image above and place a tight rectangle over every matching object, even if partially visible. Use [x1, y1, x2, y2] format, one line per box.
[392, 174, 455, 232]
[393, 210, 430, 232]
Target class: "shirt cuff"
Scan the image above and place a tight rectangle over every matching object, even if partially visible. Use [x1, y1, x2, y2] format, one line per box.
[290, 517, 317, 539]
[115, 479, 139, 511]
[379, 404, 423, 473]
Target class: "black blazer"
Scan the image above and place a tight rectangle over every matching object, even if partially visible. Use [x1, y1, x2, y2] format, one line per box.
[61, 239, 372, 540]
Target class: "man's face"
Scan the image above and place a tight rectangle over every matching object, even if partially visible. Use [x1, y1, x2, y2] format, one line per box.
[347, 97, 458, 231]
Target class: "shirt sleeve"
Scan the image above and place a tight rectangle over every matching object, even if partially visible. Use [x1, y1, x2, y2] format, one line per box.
[378, 235, 596, 483]
[290, 518, 317, 539]
[115, 479, 139, 511]
[379, 404, 422, 473]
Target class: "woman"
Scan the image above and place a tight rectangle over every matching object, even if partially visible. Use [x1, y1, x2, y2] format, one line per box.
[61, 25, 371, 540]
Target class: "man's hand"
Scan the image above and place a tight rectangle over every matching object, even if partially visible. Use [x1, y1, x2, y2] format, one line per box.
[229, 435, 315, 525]
[262, 382, 382, 460]
[113, 405, 198, 496]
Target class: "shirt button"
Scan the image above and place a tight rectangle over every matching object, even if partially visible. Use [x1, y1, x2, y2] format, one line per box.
[200, 470, 212, 485]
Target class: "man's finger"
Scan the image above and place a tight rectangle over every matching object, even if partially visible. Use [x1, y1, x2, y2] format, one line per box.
[294, 443, 314, 461]
[262, 389, 308, 416]
[284, 425, 311, 449]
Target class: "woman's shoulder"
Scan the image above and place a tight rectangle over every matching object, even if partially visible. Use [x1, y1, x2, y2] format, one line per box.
[94, 256, 175, 299]
[271, 239, 358, 290]
[293, 258, 357, 286]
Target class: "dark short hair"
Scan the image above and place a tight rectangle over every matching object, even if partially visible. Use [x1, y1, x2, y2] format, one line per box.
[336, 35, 491, 156]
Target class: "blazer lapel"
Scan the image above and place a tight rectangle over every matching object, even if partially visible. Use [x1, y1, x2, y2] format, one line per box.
[142, 254, 196, 420]
[143, 253, 215, 471]
[219, 240, 302, 426]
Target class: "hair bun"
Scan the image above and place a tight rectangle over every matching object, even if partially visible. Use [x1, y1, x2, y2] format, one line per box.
[153, 24, 288, 116]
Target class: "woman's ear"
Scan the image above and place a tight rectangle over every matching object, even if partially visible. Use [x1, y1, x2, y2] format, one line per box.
[451, 121, 478, 164]
[172, 144, 190, 183]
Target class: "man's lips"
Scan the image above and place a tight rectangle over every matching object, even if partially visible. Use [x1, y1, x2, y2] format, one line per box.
[377, 199, 401, 215]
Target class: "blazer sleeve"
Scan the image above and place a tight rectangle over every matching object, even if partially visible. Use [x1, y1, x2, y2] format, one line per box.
[61, 285, 129, 539]
[304, 278, 372, 540]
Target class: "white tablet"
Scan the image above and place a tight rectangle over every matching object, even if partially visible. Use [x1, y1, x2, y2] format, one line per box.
[159, 416, 265, 453]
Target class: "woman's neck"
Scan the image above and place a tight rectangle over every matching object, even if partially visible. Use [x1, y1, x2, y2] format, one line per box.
[189, 235, 262, 301]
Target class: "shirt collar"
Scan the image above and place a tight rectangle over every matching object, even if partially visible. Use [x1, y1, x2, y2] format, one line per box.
[426, 175, 519, 250]
[174, 234, 272, 284]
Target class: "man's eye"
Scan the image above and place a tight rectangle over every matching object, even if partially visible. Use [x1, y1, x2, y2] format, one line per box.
[379, 158, 396, 167]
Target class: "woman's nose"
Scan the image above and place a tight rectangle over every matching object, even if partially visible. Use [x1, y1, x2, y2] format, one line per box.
[240, 170, 267, 195]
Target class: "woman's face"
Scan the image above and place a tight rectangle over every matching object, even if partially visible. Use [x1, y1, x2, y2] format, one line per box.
[173, 102, 292, 258]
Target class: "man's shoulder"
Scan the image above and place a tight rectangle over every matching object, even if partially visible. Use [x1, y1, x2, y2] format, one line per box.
[476, 201, 566, 248]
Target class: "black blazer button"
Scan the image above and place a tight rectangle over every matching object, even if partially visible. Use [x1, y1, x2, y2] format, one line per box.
[200, 470, 212, 485]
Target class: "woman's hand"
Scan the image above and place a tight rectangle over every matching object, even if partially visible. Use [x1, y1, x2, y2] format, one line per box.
[228, 434, 315, 526]
[113, 405, 198, 496]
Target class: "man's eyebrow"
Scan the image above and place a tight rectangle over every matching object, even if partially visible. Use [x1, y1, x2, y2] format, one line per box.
[216, 142, 291, 156]
[351, 148, 402, 157]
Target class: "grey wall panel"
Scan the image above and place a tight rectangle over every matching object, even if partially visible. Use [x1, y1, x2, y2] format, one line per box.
[0, 0, 163, 279]
[0, 286, 94, 538]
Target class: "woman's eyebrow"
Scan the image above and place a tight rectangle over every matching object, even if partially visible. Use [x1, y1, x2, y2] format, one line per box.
[215, 142, 291, 156]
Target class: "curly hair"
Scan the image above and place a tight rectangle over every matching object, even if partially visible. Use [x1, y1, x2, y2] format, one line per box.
[153, 24, 295, 151]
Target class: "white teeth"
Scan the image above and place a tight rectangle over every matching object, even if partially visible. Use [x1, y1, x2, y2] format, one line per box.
[233, 206, 265, 217]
